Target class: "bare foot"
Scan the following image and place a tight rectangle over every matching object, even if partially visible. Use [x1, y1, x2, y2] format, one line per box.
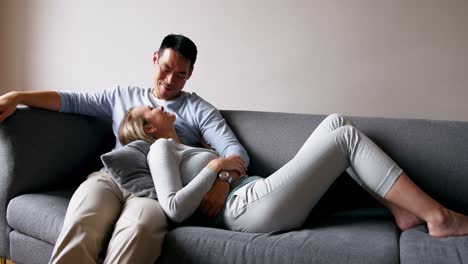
[391, 207, 424, 231]
[427, 209, 468, 238]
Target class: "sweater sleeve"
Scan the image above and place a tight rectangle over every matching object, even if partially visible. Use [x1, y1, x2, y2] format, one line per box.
[147, 140, 218, 223]
[193, 94, 250, 167]
[58, 87, 117, 117]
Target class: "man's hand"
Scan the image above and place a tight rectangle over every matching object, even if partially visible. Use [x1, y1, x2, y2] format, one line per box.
[0, 91, 20, 123]
[197, 177, 230, 220]
[207, 156, 247, 177]
[0, 91, 61, 123]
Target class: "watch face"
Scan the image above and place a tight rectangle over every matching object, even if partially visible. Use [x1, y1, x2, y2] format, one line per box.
[219, 171, 230, 180]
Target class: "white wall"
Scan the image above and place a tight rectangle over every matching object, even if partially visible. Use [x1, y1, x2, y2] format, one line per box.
[2, 0, 468, 121]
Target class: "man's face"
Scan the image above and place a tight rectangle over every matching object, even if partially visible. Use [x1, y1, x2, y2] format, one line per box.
[153, 48, 193, 100]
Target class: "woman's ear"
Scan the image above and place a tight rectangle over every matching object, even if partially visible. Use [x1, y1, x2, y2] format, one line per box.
[144, 124, 157, 135]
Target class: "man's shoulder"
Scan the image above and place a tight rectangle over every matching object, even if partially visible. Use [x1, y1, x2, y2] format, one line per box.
[182, 91, 202, 101]
[182, 91, 214, 108]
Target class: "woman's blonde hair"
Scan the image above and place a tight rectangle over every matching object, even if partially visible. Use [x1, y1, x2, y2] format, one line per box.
[118, 107, 157, 145]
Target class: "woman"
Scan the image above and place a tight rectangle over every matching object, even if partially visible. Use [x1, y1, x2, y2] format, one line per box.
[118, 105, 468, 237]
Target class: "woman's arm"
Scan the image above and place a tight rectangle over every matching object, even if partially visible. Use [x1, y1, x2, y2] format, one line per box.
[148, 140, 247, 223]
[148, 140, 219, 223]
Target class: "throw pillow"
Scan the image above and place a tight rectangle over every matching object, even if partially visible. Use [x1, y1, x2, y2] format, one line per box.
[100, 140, 157, 199]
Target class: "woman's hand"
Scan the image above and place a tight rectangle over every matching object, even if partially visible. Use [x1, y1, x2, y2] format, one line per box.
[207, 155, 247, 176]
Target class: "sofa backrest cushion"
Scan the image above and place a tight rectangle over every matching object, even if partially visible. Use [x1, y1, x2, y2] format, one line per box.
[0, 107, 114, 198]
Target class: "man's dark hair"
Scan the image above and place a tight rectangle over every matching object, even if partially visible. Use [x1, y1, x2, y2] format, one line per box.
[159, 34, 197, 68]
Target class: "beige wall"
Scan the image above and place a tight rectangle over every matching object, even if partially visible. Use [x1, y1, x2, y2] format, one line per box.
[0, 1, 6, 94]
[2, 0, 468, 121]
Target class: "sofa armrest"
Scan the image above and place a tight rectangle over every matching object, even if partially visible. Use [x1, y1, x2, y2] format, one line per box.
[0, 107, 114, 258]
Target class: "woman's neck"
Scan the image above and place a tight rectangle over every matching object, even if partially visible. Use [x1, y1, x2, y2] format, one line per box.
[157, 130, 181, 144]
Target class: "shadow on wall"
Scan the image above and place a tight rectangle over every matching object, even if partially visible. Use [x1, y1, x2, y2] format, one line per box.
[1, 0, 34, 94]
[0, 1, 5, 94]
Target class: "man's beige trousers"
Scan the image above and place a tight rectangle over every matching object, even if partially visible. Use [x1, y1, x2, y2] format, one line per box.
[49, 171, 167, 264]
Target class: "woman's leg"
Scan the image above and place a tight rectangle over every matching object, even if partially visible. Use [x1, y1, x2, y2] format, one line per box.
[303, 113, 423, 230]
[359, 184, 423, 231]
[323, 116, 468, 236]
[384, 172, 468, 237]
[225, 114, 396, 232]
[49, 172, 122, 264]
[225, 114, 408, 233]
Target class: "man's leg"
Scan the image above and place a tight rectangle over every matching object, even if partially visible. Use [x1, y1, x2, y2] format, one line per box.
[49, 172, 123, 264]
[104, 196, 168, 264]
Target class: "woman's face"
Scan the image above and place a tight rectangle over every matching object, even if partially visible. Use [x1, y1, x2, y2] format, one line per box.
[132, 105, 176, 135]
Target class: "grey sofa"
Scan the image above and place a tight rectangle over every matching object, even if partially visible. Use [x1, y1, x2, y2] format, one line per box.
[1, 107, 468, 264]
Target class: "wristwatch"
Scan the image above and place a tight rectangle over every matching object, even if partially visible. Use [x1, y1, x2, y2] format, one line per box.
[218, 171, 234, 184]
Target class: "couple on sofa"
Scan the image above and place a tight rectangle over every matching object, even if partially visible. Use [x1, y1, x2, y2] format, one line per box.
[1, 34, 467, 264]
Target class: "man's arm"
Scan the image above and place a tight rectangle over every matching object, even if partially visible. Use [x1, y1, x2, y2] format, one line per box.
[197, 178, 230, 219]
[198, 137, 240, 219]
[0, 87, 120, 123]
[193, 95, 250, 219]
[194, 96, 250, 166]
[0, 91, 61, 122]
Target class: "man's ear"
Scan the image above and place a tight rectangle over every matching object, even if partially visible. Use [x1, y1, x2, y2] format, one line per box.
[186, 66, 194, 80]
[153, 51, 159, 64]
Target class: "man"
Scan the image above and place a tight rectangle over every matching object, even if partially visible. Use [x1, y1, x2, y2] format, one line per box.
[0, 34, 249, 263]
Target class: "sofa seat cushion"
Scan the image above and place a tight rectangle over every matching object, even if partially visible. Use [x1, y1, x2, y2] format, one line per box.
[10, 230, 55, 264]
[400, 225, 468, 264]
[159, 214, 400, 264]
[6, 189, 73, 245]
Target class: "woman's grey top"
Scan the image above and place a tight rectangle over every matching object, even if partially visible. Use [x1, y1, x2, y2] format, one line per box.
[148, 138, 221, 223]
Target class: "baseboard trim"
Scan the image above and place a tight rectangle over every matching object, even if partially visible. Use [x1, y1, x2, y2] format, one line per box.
[0, 258, 15, 264]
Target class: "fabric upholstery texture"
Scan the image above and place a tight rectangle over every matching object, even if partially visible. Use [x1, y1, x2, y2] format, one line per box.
[400, 225, 468, 264]
[159, 215, 400, 264]
[7, 190, 73, 245]
[10, 230, 55, 264]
